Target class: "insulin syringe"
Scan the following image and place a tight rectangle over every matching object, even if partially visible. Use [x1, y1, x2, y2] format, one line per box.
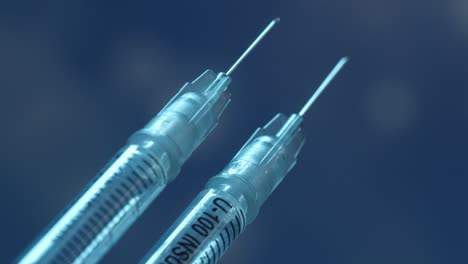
[18, 18, 280, 264]
[141, 57, 349, 264]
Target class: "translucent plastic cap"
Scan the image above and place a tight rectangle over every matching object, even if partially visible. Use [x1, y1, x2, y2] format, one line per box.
[208, 113, 305, 222]
[130, 70, 231, 181]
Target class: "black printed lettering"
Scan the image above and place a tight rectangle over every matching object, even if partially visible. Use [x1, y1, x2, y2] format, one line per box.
[202, 211, 219, 223]
[178, 234, 199, 254]
[172, 246, 189, 261]
[197, 216, 215, 230]
[192, 223, 209, 237]
[213, 197, 232, 213]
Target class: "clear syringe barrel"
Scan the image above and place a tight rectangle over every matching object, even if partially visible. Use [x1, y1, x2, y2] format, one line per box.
[18, 70, 231, 264]
[142, 113, 305, 264]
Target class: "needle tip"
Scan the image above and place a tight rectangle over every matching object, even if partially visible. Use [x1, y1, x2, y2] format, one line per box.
[298, 57, 349, 116]
[226, 18, 280, 76]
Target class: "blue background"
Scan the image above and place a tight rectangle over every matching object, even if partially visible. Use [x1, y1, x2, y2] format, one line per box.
[1, 0, 467, 263]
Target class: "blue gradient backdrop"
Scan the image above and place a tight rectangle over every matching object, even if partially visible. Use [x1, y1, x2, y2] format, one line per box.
[1, 0, 467, 263]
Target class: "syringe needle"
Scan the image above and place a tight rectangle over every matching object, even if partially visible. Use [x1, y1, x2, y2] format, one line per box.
[298, 57, 349, 117]
[226, 17, 280, 76]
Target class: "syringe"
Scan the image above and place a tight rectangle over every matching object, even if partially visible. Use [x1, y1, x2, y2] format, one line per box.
[141, 57, 348, 264]
[18, 18, 280, 264]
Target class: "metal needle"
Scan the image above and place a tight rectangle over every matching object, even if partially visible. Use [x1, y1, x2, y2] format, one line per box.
[298, 57, 349, 116]
[226, 18, 280, 76]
